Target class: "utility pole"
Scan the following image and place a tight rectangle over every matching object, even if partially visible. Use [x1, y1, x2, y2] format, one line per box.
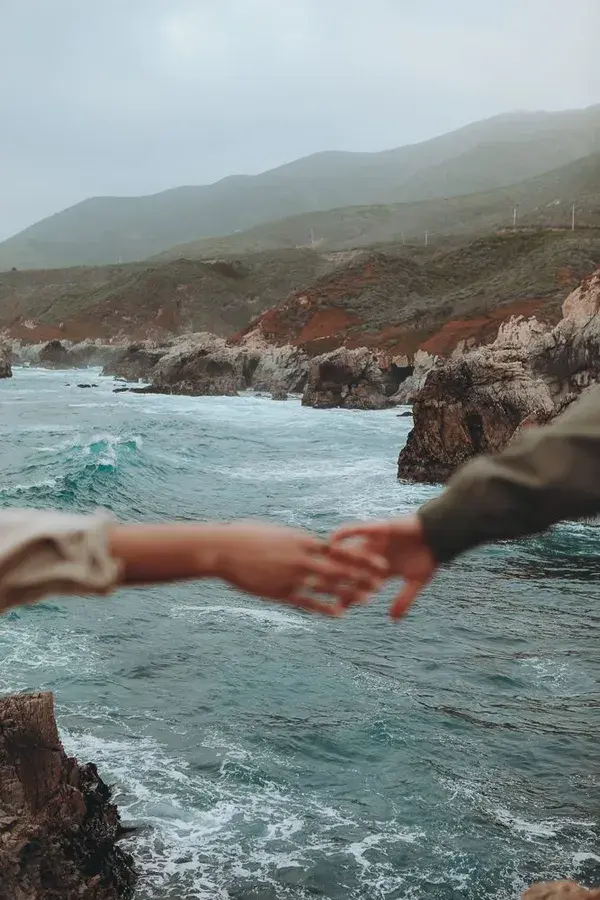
[401, 231, 405, 246]
[309, 228, 315, 248]
[425, 230, 429, 247]
[513, 207, 517, 228]
[571, 203, 576, 231]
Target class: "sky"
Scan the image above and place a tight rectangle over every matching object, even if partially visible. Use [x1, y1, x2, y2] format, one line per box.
[0, 0, 598, 240]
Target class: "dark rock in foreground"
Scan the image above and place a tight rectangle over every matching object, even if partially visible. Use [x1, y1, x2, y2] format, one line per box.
[398, 268, 600, 482]
[0, 692, 136, 900]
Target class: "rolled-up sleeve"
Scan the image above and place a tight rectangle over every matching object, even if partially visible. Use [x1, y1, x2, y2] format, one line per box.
[0, 510, 121, 612]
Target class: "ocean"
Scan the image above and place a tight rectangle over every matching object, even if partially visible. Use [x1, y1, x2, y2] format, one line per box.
[0, 367, 598, 899]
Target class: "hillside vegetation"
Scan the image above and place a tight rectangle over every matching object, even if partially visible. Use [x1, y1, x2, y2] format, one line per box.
[156, 153, 600, 260]
[1, 105, 599, 270]
[0, 250, 337, 342]
[235, 231, 600, 357]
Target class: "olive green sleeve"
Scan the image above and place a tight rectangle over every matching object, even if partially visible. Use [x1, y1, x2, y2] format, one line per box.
[418, 387, 600, 563]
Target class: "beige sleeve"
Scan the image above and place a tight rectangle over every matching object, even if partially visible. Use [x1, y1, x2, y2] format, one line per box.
[0, 510, 122, 612]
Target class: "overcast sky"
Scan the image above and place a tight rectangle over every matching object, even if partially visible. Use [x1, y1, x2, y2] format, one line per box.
[0, 0, 598, 240]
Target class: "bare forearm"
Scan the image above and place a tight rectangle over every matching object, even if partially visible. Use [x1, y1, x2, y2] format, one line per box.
[108, 523, 228, 584]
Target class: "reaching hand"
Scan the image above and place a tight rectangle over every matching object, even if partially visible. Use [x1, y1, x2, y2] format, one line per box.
[331, 515, 437, 617]
[214, 521, 389, 615]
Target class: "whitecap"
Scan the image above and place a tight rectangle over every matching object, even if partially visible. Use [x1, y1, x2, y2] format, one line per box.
[169, 604, 310, 631]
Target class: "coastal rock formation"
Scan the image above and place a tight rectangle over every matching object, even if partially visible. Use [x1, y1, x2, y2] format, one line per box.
[12, 339, 118, 370]
[103, 342, 172, 382]
[246, 343, 309, 394]
[302, 347, 402, 410]
[64, 340, 120, 369]
[0, 343, 12, 378]
[0, 691, 135, 900]
[105, 334, 311, 397]
[150, 333, 246, 396]
[39, 339, 71, 367]
[398, 268, 600, 482]
[389, 350, 436, 404]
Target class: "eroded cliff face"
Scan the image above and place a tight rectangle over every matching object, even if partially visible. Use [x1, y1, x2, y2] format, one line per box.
[0, 692, 135, 900]
[398, 269, 600, 482]
[301, 347, 403, 410]
[0, 343, 12, 378]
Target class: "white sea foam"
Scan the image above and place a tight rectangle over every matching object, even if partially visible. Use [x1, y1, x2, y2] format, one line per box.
[0, 476, 58, 495]
[170, 604, 311, 631]
[59, 723, 424, 899]
[0, 621, 98, 692]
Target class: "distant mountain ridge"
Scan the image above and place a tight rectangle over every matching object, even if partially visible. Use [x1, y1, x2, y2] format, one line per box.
[155, 152, 600, 260]
[1, 104, 599, 270]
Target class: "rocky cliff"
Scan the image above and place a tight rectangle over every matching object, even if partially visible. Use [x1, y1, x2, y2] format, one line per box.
[0, 692, 135, 900]
[0, 343, 12, 378]
[103, 333, 408, 409]
[302, 347, 404, 410]
[398, 268, 600, 482]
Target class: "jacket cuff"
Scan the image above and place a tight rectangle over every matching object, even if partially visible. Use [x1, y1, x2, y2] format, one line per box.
[0, 510, 122, 612]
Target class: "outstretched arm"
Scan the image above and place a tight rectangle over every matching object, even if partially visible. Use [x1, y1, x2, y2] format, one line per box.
[0, 512, 386, 616]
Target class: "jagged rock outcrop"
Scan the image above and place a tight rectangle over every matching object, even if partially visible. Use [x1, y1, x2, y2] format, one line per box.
[246, 342, 309, 394]
[12, 339, 118, 370]
[103, 342, 172, 382]
[389, 350, 435, 404]
[65, 340, 120, 369]
[149, 333, 246, 396]
[398, 269, 600, 482]
[39, 339, 71, 367]
[106, 334, 310, 397]
[0, 692, 135, 900]
[302, 347, 404, 410]
[0, 343, 12, 378]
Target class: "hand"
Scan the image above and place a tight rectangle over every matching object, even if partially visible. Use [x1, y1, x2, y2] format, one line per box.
[214, 521, 389, 615]
[331, 515, 437, 617]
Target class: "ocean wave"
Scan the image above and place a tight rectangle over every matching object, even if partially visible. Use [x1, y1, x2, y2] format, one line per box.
[60, 722, 423, 900]
[1, 432, 145, 503]
[0, 620, 98, 693]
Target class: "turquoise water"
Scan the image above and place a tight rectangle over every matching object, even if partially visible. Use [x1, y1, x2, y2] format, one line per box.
[0, 367, 598, 900]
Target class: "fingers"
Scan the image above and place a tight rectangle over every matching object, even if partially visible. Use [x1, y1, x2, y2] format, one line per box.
[310, 554, 386, 587]
[389, 576, 429, 619]
[297, 566, 383, 610]
[326, 542, 389, 577]
[285, 593, 342, 617]
[330, 521, 390, 544]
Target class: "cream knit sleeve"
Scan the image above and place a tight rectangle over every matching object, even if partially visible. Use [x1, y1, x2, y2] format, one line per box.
[0, 509, 121, 612]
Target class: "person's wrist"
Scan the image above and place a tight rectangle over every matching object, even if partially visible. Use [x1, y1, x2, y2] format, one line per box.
[197, 523, 234, 580]
[414, 510, 440, 566]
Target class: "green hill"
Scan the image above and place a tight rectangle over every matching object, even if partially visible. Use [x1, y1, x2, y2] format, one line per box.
[155, 153, 600, 260]
[0, 250, 338, 342]
[1, 105, 599, 270]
